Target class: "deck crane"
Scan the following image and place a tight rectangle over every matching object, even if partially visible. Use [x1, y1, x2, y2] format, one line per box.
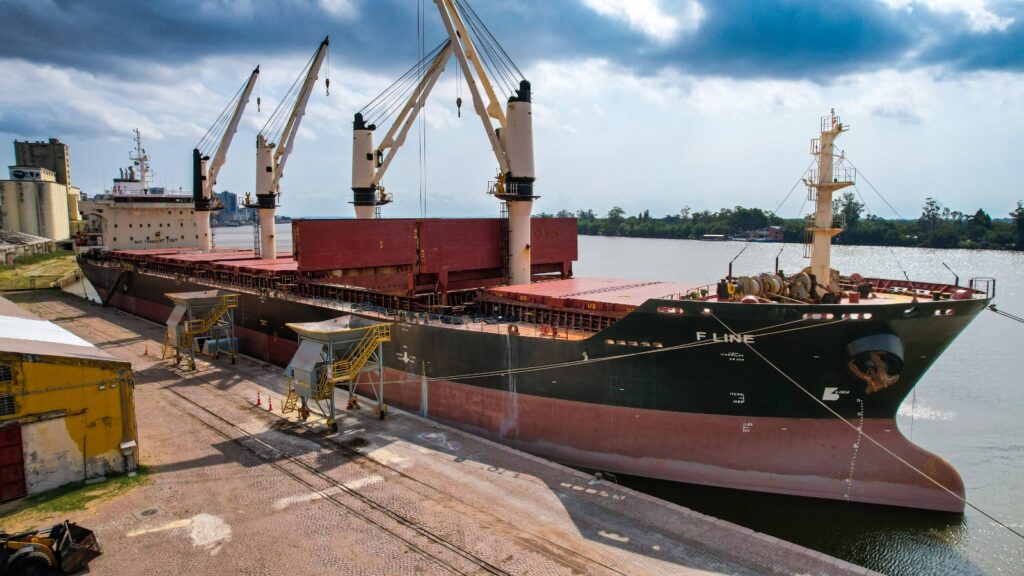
[351, 0, 535, 285]
[436, 0, 536, 285]
[193, 66, 260, 252]
[252, 36, 329, 259]
[351, 39, 453, 219]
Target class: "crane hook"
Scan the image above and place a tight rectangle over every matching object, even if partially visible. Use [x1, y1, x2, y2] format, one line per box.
[456, 97, 463, 118]
[257, 97, 261, 112]
[325, 78, 330, 96]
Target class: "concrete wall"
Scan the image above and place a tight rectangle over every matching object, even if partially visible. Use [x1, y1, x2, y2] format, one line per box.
[0, 235, 55, 265]
[0, 352, 137, 496]
[1, 180, 72, 241]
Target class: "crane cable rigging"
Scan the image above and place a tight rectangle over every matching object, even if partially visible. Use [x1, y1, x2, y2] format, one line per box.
[419, 0, 427, 218]
[259, 42, 328, 146]
[195, 72, 252, 156]
[453, 0, 524, 98]
[358, 41, 449, 128]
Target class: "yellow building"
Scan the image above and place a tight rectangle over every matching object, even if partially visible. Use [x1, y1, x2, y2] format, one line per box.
[0, 296, 137, 501]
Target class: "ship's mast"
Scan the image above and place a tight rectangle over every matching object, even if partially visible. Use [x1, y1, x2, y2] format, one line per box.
[130, 128, 150, 191]
[803, 110, 854, 289]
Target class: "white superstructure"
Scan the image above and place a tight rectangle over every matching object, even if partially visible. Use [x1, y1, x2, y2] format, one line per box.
[79, 130, 200, 250]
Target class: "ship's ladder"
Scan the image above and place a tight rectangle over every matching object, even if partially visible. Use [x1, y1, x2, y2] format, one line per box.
[283, 378, 299, 414]
[309, 324, 391, 401]
[330, 324, 391, 382]
[183, 294, 239, 344]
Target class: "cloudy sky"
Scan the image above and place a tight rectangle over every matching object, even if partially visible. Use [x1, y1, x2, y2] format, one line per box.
[1, 0, 1022, 220]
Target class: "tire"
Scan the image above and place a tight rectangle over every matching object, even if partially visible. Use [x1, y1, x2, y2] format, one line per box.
[9, 550, 53, 576]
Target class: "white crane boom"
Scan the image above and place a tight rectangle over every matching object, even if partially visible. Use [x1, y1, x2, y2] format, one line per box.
[193, 65, 260, 252]
[434, 0, 510, 173]
[376, 43, 453, 184]
[351, 41, 452, 218]
[254, 36, 329, 259]
[208, 66, 260, 194]
[434, 0, 536, 285]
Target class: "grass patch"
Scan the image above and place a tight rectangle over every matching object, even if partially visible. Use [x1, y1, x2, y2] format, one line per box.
[0, 250, 78, 290]
[0, 249, 75, 269]
[0, 467, 151, 532]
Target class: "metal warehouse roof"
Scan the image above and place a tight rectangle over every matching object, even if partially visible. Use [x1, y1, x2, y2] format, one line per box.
[0, 295, 117, 362]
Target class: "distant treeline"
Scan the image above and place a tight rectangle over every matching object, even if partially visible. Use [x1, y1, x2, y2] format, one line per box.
[538, 194, 1024, 251]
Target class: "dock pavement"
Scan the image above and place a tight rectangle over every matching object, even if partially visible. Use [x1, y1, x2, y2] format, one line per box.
[9, 290, 877, 575]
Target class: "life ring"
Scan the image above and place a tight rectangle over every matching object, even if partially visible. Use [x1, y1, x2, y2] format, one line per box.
[540, 324, 551, 335]
[726, 283, 736, 295]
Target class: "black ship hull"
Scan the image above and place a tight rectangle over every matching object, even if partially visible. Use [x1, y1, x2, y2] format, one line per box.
[80, 259, 987, 511]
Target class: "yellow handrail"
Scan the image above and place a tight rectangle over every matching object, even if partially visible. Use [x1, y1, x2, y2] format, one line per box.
[182, 294, 239, 342]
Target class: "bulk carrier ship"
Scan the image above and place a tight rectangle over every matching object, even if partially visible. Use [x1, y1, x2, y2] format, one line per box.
[78, 2, 993, 513]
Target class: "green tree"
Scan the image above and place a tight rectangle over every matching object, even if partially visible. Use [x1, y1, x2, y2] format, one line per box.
[966, 209, 992, 241]
[1012, 201, 1024, 250]
[835, 192, 864, 226]
[920, 197, 942, 233]
[606, 206, 625, 235]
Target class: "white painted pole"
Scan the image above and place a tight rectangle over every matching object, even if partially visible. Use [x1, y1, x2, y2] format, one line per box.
[508, 200, 532, 285]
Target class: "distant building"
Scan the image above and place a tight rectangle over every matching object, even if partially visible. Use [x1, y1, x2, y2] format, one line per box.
[0, 139, 83, 241]
[15, 138, 71, 188]
[218, 190, 238, 212]
[212, 190, 254, 225]
[0, 165, 80, 241]
[0, 230, 56, 266]
[0, 294, 138, 501]
[739, 226, 784, 242]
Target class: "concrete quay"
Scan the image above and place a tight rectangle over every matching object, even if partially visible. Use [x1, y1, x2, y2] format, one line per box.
[9, 290, 878, 575]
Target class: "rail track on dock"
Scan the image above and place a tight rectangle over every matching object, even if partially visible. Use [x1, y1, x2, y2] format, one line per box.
[25, 294, 760, 576]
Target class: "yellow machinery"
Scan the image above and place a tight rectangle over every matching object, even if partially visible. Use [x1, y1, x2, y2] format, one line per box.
[162, 290, 238, 370]
[284, 318, 391, 432]
[1, 521, 101, 575]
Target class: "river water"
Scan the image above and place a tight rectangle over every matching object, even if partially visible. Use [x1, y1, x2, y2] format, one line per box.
[147, 226, 1024, 574]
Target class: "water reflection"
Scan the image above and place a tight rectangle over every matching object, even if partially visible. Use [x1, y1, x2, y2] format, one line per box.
[613, 473, 980, 576]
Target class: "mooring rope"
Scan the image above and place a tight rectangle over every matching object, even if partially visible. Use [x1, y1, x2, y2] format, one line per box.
[707, 312, 1024, 541]
[988, 304, 1024, 325]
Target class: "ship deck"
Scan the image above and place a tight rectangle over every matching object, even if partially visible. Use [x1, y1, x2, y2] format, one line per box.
[95, 248, 989, 340]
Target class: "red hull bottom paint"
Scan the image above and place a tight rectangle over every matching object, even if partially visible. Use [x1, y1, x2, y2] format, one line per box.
[95, 285, 963, 511]
[364, 367, 965, 513]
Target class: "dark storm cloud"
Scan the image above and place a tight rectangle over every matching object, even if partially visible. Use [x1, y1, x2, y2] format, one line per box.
[0, 0, 1021, 79]
[914, 2, 1024, 72]
[667, 0, 915, 79]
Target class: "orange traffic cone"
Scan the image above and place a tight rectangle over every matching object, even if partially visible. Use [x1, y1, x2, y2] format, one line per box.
[256, 391, 262, 406]
[144, 343, 149, 356]
[268, 397, 273, 411]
